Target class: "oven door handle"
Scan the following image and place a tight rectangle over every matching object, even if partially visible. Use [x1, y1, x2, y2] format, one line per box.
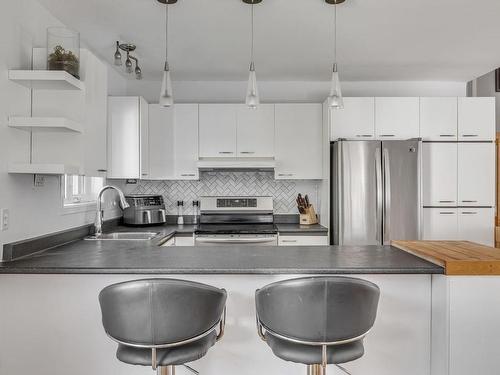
[195, 237, 277, 244]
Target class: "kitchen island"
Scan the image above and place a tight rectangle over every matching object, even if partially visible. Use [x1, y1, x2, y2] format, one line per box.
[0, 236, 498, 375]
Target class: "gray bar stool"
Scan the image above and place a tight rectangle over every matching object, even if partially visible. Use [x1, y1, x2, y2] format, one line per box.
[255, 276, 380, 375]
[99, 278, 227, 375]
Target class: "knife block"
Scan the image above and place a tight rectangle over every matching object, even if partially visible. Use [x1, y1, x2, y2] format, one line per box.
[299, 206, 318, 225]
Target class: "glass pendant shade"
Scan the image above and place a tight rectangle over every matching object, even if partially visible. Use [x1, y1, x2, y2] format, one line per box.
[328, 63, 343, 109]
[246, 62, 259, 109]
[159, 62, 174, 107]
[114, 51, 122, 66]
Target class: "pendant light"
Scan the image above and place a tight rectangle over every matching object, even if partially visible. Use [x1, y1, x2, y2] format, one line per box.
[243, 0, 262, 109]
[326, 0, 345, 109]
[158, 0, 177, 107]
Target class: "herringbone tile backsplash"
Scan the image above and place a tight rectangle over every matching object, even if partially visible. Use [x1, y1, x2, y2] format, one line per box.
[123, 171, 321, 215]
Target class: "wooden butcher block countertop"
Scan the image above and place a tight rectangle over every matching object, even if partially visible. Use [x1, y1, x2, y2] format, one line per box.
[392, 241, 500, 275]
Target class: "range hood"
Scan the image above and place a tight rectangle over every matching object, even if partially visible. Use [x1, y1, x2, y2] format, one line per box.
[197, 158, 276, 172]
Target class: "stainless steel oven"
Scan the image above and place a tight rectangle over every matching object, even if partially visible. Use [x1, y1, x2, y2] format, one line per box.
[194, 196, 278, 246]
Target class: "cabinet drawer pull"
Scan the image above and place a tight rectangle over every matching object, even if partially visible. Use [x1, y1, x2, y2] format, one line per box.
[181, 174, 196, 177]
[462, 134, 478, 137]
[438, 200, 455, 203]
[97, 169, 107, 172]
[461, 212, 478, 215]
[439, 212, 455, 215]
[356, 135, 373, 138]
[278, 173, 294, 177]
[439, 134, 455, 137]
[461, 200, 478, 203]
[281, 240, 298, 243]
[379, 134, 395, 137]
[240, 151, 255, 154]
[219, 151, 234, 154]
[142, 173, 148, 176]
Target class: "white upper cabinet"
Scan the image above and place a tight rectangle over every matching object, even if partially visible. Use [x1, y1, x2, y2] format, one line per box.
[140, 99, 150, 179]
[275, 104, 323, 180]
[174, 104, 199, 180]
[457, 143, 495, 207]
[330, 97, 375, 140]
[458, 97, 495, 141]
[147, 104, 174, 180]
[422, 143, 457, 207]
[199, 104, 237, 157]
[420, 97, 458, 141]
[236, 104, 275, 157]
[107, 96, 148, 179]
[375, 97, 420, 139]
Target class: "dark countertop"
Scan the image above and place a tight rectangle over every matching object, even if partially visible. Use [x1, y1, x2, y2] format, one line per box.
[276, 223, 328, 235]
[0, 223, 442, 274]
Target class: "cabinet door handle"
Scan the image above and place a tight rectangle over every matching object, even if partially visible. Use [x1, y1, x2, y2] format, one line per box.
[356, 135, 373, 138]
[438, 200, 455, 203]
[461, 200, 478, 203]
[240, 151, 255, 154]
[462, 134, 478, 137]
[439, 134, 456, 137]
[278, 173, 294, 177]
[219, 151, 234, 154]
[97, 169, 107, 172]
[439, 212, 455, 215]
[379, 134, 395, 137]
[281, 240, 298, 243]
[142, 173, 148, 176]
[181, 174, 196, 177]
[461, 212, 478, 215]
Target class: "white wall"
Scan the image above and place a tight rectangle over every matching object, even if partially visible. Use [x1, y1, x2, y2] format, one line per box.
[126, 79, 467, 104]
[476, 70, 500, 131]
[0, 0, 126, 253]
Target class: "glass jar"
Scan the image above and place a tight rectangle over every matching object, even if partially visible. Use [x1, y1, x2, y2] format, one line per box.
[47, 27, 80, 79]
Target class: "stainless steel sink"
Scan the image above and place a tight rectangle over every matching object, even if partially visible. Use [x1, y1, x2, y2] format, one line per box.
[85, 232, 160, 241]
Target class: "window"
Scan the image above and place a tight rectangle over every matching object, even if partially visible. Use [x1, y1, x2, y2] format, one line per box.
[62, 175, 104, 207]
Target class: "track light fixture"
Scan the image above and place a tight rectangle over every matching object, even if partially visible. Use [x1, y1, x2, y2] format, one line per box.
[113, 42, 142, 80]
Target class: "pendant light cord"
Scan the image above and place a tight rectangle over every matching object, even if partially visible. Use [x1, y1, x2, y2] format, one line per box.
[251, 1, 255, 64]
[165, 2, 169, 63]
[333, 2, 337, 63]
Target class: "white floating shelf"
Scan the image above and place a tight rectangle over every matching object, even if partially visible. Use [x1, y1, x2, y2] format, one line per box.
[8, 117, 82, 133]
[8, 70, 85, 91]
[8, 163, 80, 175]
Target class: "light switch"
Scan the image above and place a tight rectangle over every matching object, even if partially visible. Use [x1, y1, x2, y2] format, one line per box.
[1, 208, 9, 231]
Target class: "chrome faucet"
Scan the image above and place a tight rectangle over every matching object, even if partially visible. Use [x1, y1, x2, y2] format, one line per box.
[95, 185, 130, 237]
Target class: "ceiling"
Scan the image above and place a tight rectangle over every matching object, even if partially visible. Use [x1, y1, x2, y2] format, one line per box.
[37, 0, 500, 82]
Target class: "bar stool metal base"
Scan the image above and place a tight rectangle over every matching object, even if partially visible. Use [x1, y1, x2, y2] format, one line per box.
[157, 366, 175, 375]
[307, 364, 325, 375]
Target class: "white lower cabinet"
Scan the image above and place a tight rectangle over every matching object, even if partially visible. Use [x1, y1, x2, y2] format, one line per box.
[422, 143, 457, 206]
[457, 208, 494, 247]
[423, 208, 458, 240]
[423, 208, 494, 246]
[278, 235, 328, 246]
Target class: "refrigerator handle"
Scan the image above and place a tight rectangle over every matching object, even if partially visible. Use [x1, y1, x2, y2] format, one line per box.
[383, 148, 391, 245]
[375, 149, 383, 245]
[337, 141, 344, 245]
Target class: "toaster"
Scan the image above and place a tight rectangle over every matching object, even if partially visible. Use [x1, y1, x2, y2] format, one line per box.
[123, 195, 166, 226]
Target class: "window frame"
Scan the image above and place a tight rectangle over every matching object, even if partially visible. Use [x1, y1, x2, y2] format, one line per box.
[60, 175, 104, 215]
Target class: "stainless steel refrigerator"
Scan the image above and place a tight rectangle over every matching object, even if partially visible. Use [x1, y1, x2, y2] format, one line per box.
[330, 139, 421, 245]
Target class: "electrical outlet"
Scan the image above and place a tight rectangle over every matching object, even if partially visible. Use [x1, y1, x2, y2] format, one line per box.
[34, 174, 45, 187]
[1, 209, 9, 231]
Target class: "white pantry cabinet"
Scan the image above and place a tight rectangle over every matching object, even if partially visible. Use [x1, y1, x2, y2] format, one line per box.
[236, 104, 275, 157]
[278, 235, 329, 246]
[457, 208, 495, 246]
[147, 104, 174, 180]
[274, 104, 323, 180]
[107, 96, 148, 179]
[199, 104, 237, 157]
[457, 143, 495, 207]
[375, 97, 420, 140]
[420, 97, 458, 141]
[330, 97, 375, 140]
[458, 97, 495, 141]
[174, 104, 199, 180]
[422, 143, 457, 207]
[423, 208, 458, 240]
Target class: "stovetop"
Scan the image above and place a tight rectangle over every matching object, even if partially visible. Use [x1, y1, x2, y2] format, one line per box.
[195, 224, 278, 235]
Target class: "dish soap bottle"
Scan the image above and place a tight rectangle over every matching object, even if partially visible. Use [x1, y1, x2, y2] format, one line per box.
[177, 201, 184, 225]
